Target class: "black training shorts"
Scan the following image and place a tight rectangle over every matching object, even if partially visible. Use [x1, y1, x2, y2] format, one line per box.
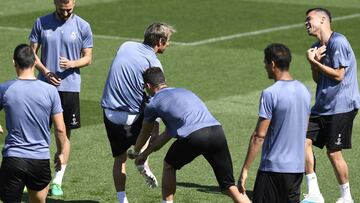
[252, 170, 303, 203]
[59, 91, 81, 129]
[0, 157, 51, 202]
[164, 125, 235, 191]
[103, 111, 144, 157]
[307, 109, 358, 149]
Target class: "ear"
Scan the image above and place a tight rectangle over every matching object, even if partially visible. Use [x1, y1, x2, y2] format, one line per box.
[145, 82, 151, 90]
[13, 59, 16, 67]
[159, 37, 167, 46]
[320, 16, 326, 24]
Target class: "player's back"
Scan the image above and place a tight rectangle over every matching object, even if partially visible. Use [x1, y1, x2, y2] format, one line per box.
[0, 79, 62, 159]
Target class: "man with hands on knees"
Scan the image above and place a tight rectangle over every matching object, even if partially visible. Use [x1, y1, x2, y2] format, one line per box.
[128, 67, 250, 203]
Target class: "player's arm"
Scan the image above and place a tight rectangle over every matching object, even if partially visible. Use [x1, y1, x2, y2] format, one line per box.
[133, 121, 156, 154]
[307, 47, 345, 82]
[30, 42, 61, 86]
[310, 64, 320, 83]
[135, 130, 172, 165]
[0, 124, 3, 134]
[59, 48, 92, 69]
[52, 112, 70, 171]
[238, 117, 270, 193]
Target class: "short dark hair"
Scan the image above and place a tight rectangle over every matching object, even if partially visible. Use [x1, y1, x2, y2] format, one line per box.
[143, 67, 165, 86]
[143, 22, 176, 47]
[306, 7, 332, 23]
[264, 43, 292, 70]
[54, 0, 71, 4]
[13, 44, 35, 69]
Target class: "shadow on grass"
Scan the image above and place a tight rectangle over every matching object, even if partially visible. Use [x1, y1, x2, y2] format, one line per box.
[176, 182, 253, 199]
[22, 193, 100, 203]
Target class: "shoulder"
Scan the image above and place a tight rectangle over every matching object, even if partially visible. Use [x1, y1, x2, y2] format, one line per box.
[0, 80, 17, 92]
[73, 15, 91, 27]
[35, 80, 58, 92]
[331, 32, 350, 45]
[38, 13, 56, 23]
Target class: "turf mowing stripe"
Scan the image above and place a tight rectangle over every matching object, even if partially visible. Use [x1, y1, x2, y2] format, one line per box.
[0, 13, 359, 46]
[181, 13, 360, 46]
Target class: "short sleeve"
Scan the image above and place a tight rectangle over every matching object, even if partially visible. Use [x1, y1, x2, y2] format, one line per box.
[51, 87, 63, 115]
[144, 102, 158, 122]
[331, 37, 350, 69]
[258, 90, 273, 119]
[81, 23, 93, 49]
[29, 18, 42, 44]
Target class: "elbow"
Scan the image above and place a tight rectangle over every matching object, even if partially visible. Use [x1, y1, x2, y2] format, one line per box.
[333, 75, 344, 82]
[55, 125, 66, 137]
[87, 58, 92, 66]
[252, 133, 265, 144]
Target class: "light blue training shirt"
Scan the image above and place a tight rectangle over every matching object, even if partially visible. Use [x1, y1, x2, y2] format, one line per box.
[311, 32, 360, 115]
[101, 41, 162, 114]
[258, 80, 311, 173]
[0, 79, 63, 159]
[144, 87, 220, 138]
[29, 13, 93, 92]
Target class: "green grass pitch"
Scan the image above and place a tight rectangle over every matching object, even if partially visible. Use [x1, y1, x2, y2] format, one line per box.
[0, 0, 360, 202]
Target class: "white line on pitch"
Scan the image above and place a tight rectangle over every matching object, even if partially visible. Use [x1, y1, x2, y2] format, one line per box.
[0, 13, 359, 46]
[181, 13, 360, 46]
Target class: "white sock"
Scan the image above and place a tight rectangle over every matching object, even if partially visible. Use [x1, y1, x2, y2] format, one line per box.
[306, 173, 321, 195]
[117, 191, 129, 203]
[52, 164, 67, 186]
[339, 182, 352, 200]
[161, 200, 173, 203]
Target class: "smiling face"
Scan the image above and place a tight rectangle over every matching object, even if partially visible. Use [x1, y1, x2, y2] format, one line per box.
[305, 10, 329, 37]
[54, 0, 75, 21]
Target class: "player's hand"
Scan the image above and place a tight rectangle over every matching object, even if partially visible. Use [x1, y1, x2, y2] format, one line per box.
[45, 72, 61, 86]
[0, 125, 3, 134]
[127, 148, 140, 159]
[238, 168, 248, 194]
[59, 57, 75, 69]
[54, 152, 65, 171]
[314, 45, 326, 61]
[306, 47, 317, 62]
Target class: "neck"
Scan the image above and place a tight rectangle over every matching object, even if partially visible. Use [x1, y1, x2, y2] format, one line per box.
[153, 83, 167, 94]
[318, 29, 333, 45]
[17, 68, 36, 80]
[274, 71, 293, 81]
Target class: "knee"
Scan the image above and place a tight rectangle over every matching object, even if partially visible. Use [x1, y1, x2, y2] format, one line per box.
[115, 152, 127, 163]
[163, 161, 174, 171]
[326, 149, 342, 161]
[305, 138, 313, 148]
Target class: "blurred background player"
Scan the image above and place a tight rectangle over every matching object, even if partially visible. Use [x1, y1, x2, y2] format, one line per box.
[130, 67, 251, 203]
[238, 43, 311, 202]
[29, 0, 93, 196]
[302, 8, 359, 203]
[0, 44, 70, 203]
[101, 22, 175, 203]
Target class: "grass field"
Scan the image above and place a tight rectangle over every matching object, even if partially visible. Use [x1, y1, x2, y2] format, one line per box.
[1, 0, 360, 202]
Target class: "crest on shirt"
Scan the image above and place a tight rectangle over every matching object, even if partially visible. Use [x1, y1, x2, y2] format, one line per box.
[71, 32, 77, 40]
[44, 30, 52, 37]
